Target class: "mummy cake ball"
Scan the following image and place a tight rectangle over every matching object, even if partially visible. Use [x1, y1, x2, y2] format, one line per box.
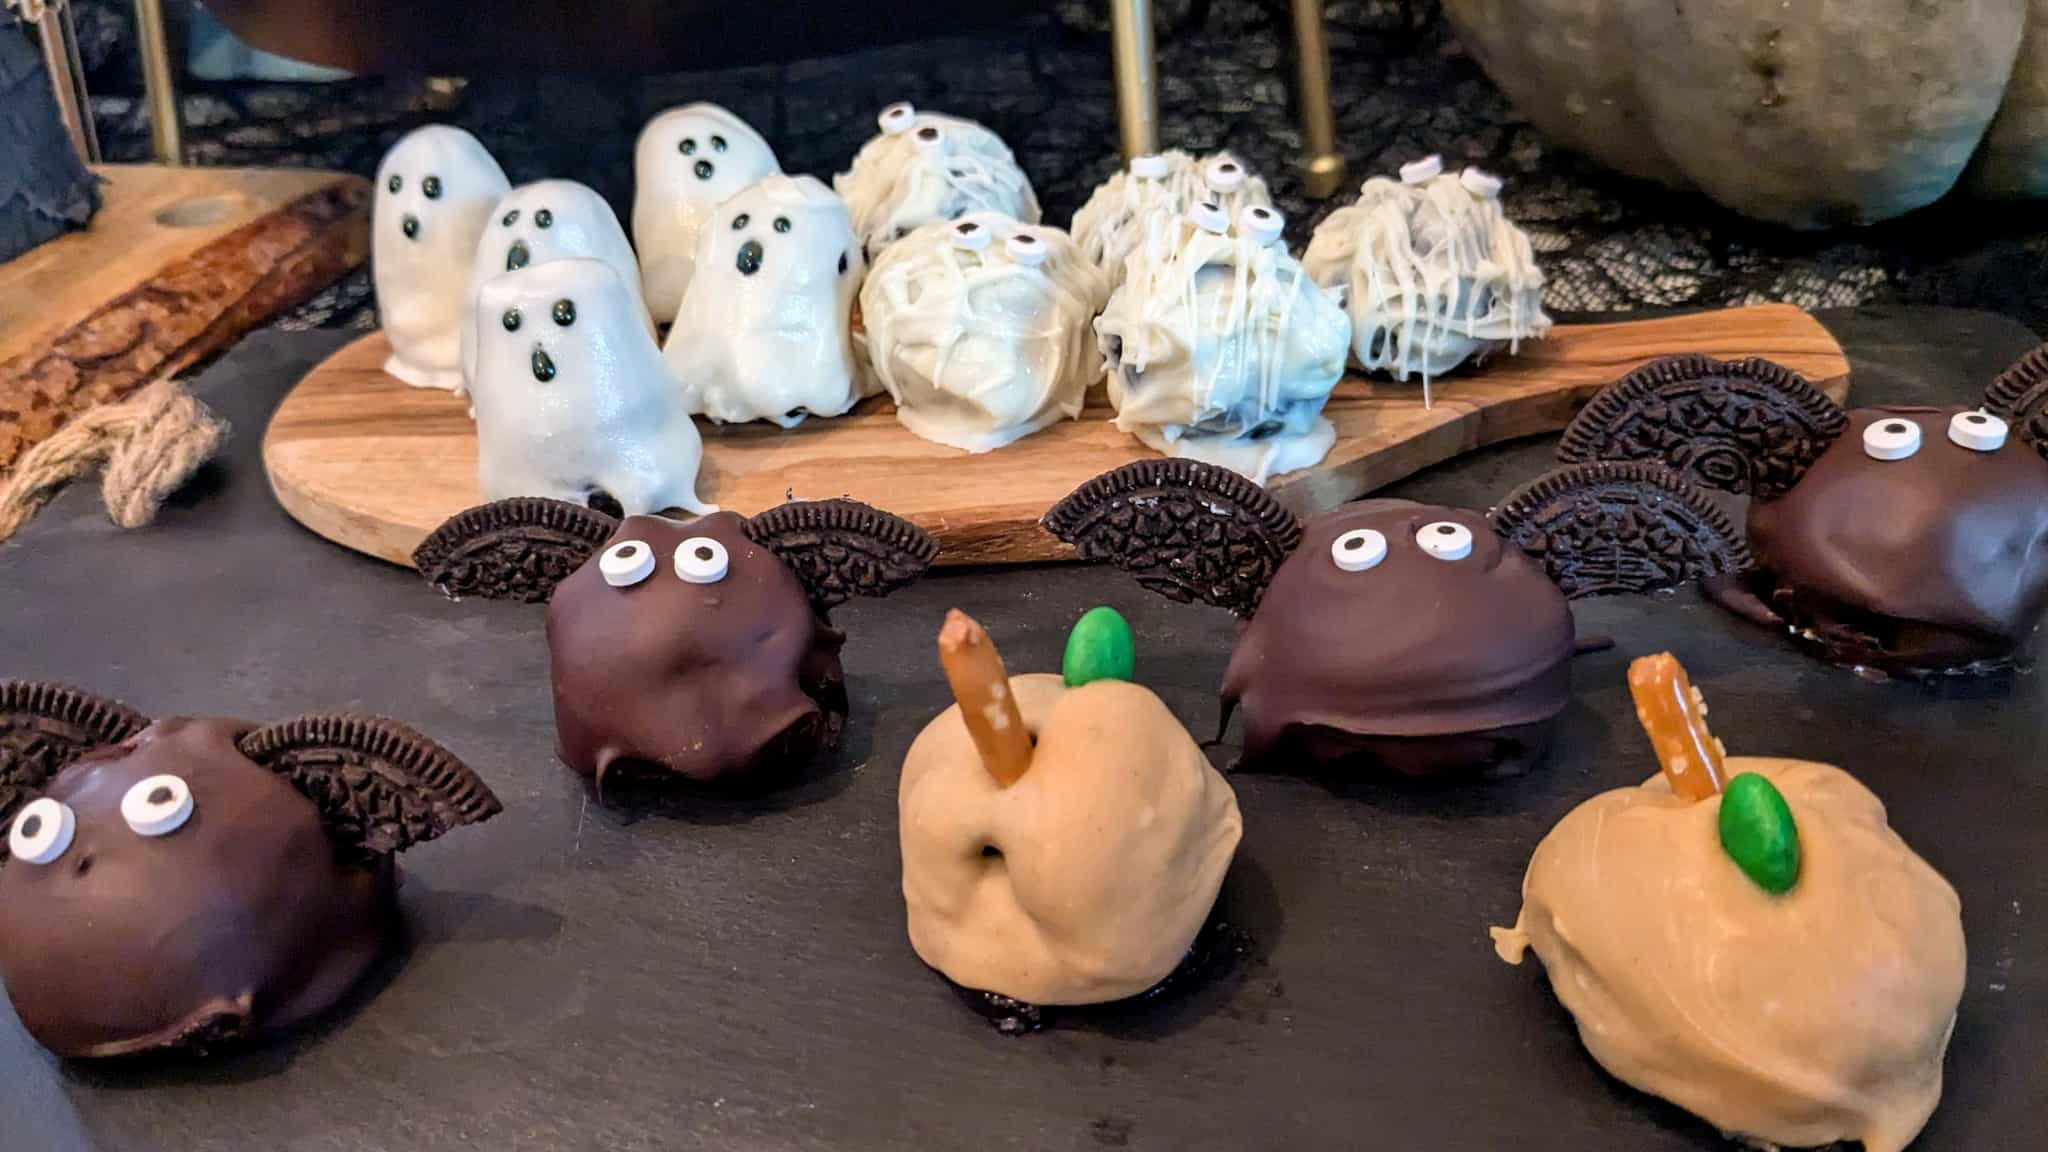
[633, 102, 781, 321]
[463, 179, 649, 391]
[1095, 203, 1352, 483]
[0, 680, 499, 1058]
[1070, 150, 1271, 290]
[414, 496, 934, 791]
[1492, 654, 1965, 1152]
[860, 214, 1108, 452]
[900, 609, 1240, 1032]
[468, 258, 711, 517]
[1559, 349, 2048, 674]
[1046, 459, 1748, 779]
[834, 102, 1040, 261]
[664, 174, 868, 427]
[372, 125, 509, 391]
[1302, 156, 1550, 402]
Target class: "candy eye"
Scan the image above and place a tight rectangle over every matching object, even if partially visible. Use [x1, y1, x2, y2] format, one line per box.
[675, 536, 730, 584]
[1400, 155, 1443, 184]
[1417, 521, 1473, 561]
[600, 539, 655, 587]
[773, 216, 791, 233]
[535, 208, 553, 229]
[1330, 528, 1388, 572]
[710, 134, 728, 152]
[878, 102, 917, 134]
[679, 137, 697, 156]
[9, 798, 75, 865]
[1190, 200, 1230, 234]
[553, 298, 576, 326]
[1005, 231, 1046, 266]
[387, 174, 403, 193]
[423, 175, 443, 199]
[1948, 410, 2008, 452]
[951, 220, 989, 251]
[1204, 156, 1245, 192]
[502, 308, 522, 332]
[1240, 204, 1284, 245]
[121, 775, 193, 837]
[1129, 153, 1170, 179]
[1460, 167, 1503, 198]
[1863, 418, 1921, 461]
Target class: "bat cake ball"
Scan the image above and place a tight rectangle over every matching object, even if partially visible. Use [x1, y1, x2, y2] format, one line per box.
[414, 496, 935, 791]
[1558, 349, 2048, 674]
[0, 680, 499, 1059]
[1492, 654, 1965, 1152]
[1045, 458, 1749, 780]
[834, 101, 1040, 261]
[632, 101, 780, 321]
[372, 125, 510, 392]
[900, 609, 1241, 1033]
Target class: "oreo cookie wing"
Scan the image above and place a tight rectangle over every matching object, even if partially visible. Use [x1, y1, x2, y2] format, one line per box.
[413, 496, 620, 602]
[0, 680, 148, 828]
[744, 499, 939, 611]
[1985, 341, 2048, 461]
[1490, 462, 1753, 600]
[237, 714, 501, 866]
[1043, 459, 1303, 618]
[1557, 355, 1848, 500]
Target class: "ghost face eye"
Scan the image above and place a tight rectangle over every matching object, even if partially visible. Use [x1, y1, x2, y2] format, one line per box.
[600, 539, 656, 587]
[9, 797, 76, 865]
[1863, 418, 1921, 461]
[502, 208, 520, 227]
[710, 134, 728, 152]
[732, 213, 750, 230]
[387, 174, 402, 194]
[535, 208, 554, 229]
[1417, 521, 1474, 561]
[422, 175, 442, 199]
[773, 216, 791, 233]
[121, 775, 193, 837]
[679, 137, 698, 156]
[1330, 528, 1388, 572]
[674, 536, 730, 584]
[1948, 410, 2008, 452]
[553, 298, 576, 326]
[502, 308, 522, 332]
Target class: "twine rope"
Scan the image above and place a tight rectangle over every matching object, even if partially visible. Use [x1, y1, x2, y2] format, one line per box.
[0, 378, 228, 542]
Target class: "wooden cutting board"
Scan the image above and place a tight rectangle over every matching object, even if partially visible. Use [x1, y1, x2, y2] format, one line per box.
[0, 164, 369, 469]
[263, 303, 1849, 567]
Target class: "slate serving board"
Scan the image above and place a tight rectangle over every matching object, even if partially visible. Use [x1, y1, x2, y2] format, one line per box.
[0, 309, 2042, 1152]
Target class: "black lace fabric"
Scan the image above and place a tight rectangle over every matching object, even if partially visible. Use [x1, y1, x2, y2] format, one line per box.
[73, 0, 2048, 331]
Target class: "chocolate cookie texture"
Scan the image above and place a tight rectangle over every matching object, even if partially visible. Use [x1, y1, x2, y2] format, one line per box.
[0, 682, 498, 1059]
[416, 496, 935, 788]
[1563, 350, 2048, 674]
[1045, 460, 1742, 779]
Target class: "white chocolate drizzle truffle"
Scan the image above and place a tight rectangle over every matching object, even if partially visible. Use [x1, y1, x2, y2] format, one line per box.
[834, 104, 1040, 261]
[372, 125, 510, 392]
[860, 214, 1108, 453]
[632, 102, 781, 323]
[1095, 209, 1353, 484]
[1302, 163, 1550, 403]
[1070, 150, 1272, 291]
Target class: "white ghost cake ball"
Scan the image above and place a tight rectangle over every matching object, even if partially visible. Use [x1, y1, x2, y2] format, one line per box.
[1095, 204, 1353, 485]
[632, 102, 780, 322]
[1070, 149, 1272, 291]
[463, 179, 649, 394]
[833, 102, 1040, 261]
[468, 257, 712, 517]
[662, 174, 867, 428]
[860, 214, 1108, 453]
[1302, 159, 1550, 397]
[372, 125, 509, 392]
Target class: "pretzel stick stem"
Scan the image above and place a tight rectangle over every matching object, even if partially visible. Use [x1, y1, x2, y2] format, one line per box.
[1627, 652, 1728, 801]
[938, 609, 1033, 786]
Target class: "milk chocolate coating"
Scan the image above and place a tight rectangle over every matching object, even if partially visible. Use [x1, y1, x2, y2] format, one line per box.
[546, 511, 848, 787]
[1222, 500, 1576, 775]
[1742, 406, 2048, 672]
[0, 720, 393, 1058]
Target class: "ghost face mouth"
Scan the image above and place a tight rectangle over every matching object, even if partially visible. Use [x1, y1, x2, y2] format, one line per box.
[507, 240, 531, 271]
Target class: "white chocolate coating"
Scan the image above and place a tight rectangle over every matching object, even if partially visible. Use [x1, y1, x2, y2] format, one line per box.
[663, 174, 867, 427]
[463, 180, 649, 397]
[1491, 758, 1965, 1152]
[860, 214, 1108, 453]
[834, 111, 1040, 261]
[469, 258, 712, 516]
[372, 126, 509, 392]
[632, 102, 780, 322]
[1070, 150, 1271, 291]
[1302, 170, 1550, 400]
[901, 674, 1241, 1006]
[1096, 216, 1352, 484]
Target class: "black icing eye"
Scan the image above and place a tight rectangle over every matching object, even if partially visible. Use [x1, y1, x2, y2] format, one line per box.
[838, 252, 849, 274]
[507, 240, 530, 270]
[532, 347, 557, 382]
[711, 134, 728, 152]
[387, 174, 402, 193]
[553, 298, 576, 326]
[916, 126, 939, 142]
[737, 240, 763, 276]
[401, 214, 420, 240]
[957, 221, 979, 234]
[694, 160, 714, 180]
[20, 814, 41, 838]
[680, 138, 697, 155]
[502, 209, 520, 227]
[423, 175, 442, 199]
[535, 208, 553, 229]
[732, 213, 750, 230]
[773, 216, 791, 233]
[502, 307, 522, 331]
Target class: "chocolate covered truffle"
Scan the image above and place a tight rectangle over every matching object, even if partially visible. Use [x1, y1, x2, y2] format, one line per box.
[0, 680, 498, 1059]
[1044, 459, 1747, 779]
[1560, 350, 2048, 674]
[415, 496, 936, 789]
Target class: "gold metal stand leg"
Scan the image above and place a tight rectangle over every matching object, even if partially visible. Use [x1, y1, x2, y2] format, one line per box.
[35, 1, 99, 163]
[133, 0, 182, 164]
[1109, 0, 1158, 163]
[1289, 0, 1345, 198]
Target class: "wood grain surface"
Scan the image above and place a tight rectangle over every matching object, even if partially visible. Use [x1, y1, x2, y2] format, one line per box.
[263, 303, 1850, 567]
[0, 164, 368, 469]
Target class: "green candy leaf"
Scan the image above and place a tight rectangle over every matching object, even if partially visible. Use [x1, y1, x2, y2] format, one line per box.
[1063, 606, 1135, 687]
[1718, 772, 1801, 894]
